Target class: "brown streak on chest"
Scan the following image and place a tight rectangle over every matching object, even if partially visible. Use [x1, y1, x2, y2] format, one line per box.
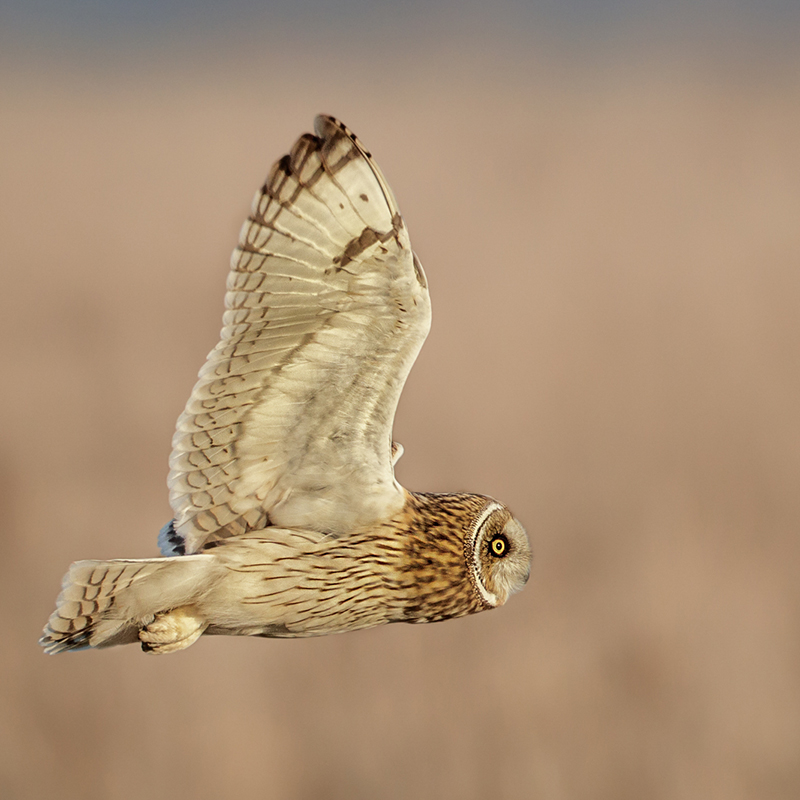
[394, 492, 489, 623]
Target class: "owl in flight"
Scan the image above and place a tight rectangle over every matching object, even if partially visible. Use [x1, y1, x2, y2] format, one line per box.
[41, 115, 531, 654]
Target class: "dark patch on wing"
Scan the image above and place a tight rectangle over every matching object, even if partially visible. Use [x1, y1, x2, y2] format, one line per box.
[201, 539, 225, 551]
[336, 227, 380, 268]
[333, 213, 405, 270]
[158, 519, 186, 556]
[199, 511, 274, 551]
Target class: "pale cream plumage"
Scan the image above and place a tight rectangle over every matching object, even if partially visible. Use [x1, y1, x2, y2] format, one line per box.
[40, 116, 530, 655]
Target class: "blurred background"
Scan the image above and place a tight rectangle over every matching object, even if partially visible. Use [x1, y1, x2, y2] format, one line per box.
[1, 2, 799, 798]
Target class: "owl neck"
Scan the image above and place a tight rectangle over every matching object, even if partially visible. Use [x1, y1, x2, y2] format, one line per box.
[392, 491, 492, 624]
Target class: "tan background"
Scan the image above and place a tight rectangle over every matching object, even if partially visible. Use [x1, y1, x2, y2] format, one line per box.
[1, 13, 799, 800]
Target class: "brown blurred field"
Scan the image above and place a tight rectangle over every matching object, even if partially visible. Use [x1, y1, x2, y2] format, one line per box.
[1, 37, 799, 800]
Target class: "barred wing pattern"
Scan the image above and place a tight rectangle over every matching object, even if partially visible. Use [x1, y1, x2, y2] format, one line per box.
[168, 116, 431, 554]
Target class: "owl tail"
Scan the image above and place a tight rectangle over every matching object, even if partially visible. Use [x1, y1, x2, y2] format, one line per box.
[39, 555, 215, 654]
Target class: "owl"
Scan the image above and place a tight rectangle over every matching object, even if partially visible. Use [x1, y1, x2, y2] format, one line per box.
[40, 115, 531, 655]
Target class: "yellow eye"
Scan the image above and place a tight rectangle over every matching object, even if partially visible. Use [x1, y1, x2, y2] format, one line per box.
[490, 535, 508, 557]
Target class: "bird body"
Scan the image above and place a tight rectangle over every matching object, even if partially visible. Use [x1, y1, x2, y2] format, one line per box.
[41, 116, 531, 655]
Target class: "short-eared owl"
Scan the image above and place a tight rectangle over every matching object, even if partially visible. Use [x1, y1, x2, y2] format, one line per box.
[41, 115, 531, 655]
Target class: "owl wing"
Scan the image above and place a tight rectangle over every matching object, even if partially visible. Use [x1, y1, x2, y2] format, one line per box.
[167, 116, 431, 554]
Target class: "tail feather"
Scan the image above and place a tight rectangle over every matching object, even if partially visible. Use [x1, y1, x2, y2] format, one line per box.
[40, 555, 215, 654]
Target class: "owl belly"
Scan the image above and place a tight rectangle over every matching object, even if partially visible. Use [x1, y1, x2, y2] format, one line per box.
[197, 528, 408, 638]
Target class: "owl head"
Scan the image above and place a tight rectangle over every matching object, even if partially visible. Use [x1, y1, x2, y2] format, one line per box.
[467, 501, 531, 607]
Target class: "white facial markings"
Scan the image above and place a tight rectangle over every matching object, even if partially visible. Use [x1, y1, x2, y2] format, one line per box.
[468, 501, 503, 606]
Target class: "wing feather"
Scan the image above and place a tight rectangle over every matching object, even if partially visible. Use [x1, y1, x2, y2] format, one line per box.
[167, 116, 431, 554]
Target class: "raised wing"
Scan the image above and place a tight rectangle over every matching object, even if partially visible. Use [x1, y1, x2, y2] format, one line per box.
[167, 116, 431, 554]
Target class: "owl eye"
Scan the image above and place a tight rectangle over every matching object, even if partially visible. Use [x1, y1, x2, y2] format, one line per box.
[489, 534, 509, 558]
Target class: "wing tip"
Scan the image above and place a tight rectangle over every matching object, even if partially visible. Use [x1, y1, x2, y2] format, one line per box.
[314, 114, 373, 158]
[313, 114, 400, 218]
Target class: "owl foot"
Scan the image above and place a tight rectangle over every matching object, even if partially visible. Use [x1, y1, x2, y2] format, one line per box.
[139, 606, 208, 654]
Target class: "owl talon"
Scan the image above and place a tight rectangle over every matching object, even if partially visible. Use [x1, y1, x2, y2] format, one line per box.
[139, 606, 207, 654]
